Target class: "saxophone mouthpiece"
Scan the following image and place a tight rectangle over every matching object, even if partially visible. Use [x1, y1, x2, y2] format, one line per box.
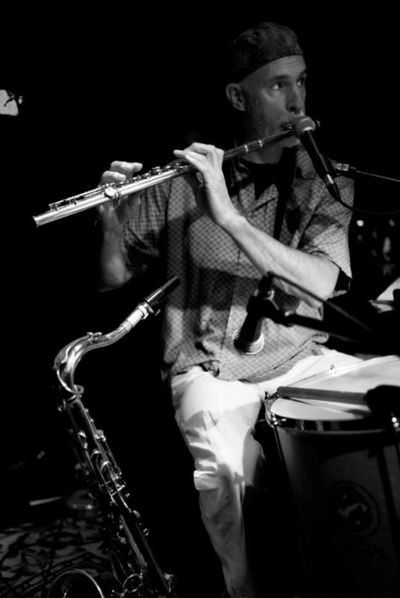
[145, 275, 180, 312]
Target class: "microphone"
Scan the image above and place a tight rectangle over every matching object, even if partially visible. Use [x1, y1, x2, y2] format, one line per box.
[293, 116, 341, 202]
[233, 275, 275, 354]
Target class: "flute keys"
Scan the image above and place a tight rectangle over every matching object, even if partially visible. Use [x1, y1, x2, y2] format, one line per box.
[148, 166, 162, 175]
[103, 185, 121, 201]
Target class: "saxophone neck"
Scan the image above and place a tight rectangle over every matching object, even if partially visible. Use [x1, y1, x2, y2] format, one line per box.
[54, 332, 102, 394]
[57, 325, 132, 393]
[54, 319, 143, 393]
[54, 276, 180, 393]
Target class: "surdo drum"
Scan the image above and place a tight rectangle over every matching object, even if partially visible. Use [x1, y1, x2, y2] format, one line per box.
[265, 355, 400, 598]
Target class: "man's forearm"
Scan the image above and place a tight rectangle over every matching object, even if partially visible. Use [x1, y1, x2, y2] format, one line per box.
[98, 228, 132, 291]
[222, 213, 339, 305]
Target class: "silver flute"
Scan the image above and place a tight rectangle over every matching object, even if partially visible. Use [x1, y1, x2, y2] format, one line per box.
[33, 125, 298, 227]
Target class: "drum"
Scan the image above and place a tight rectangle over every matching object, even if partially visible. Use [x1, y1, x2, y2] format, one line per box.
[264, 355, 400, 598]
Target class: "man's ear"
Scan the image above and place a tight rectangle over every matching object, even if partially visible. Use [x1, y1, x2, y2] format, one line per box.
[225, 83, 246, 112]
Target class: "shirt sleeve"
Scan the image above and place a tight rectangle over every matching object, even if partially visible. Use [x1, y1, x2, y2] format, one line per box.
[300, 175, 355, 293]
[122, 180, 170, 275]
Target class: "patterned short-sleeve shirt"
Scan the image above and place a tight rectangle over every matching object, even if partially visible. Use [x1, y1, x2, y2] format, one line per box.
[122, 146, 354, 383]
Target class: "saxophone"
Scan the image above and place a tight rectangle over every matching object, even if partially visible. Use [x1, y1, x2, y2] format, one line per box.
[46, 276, 180, 598]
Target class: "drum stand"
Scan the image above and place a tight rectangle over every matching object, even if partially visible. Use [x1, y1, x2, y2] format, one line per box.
[367, 388, 400, 574]
[366, 385, 400, 507]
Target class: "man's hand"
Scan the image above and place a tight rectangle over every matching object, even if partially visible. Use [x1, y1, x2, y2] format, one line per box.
[173, 143, 240, 229]
[97, 160, 143, 225]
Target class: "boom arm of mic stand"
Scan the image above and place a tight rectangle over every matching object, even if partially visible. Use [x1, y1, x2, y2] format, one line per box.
[260, 298, 399, 356]
[334, 164, 400, 186]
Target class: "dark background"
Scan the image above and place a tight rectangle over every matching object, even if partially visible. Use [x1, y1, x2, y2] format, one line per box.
[1, 6, 400, 594]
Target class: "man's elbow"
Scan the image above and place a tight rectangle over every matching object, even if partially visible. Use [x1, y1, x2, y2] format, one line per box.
[301, 261, 340, 307]
[314, 262, 340, 303]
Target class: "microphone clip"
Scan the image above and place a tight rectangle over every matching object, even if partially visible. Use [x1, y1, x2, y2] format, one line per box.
[233, 275, 285, 354]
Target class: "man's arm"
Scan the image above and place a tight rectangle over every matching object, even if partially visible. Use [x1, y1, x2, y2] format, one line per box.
[173, 143, 341, 306]
[221, 215, 339, 305]
[96, 160, 143, 291]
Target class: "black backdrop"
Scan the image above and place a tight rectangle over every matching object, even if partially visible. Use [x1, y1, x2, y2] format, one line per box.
[1, 6, 400, 592]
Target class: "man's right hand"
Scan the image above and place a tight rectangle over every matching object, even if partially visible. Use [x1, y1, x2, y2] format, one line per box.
[97, 160, 143, 224]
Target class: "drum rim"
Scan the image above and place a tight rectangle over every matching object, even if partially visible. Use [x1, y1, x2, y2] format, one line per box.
[264, 395, 386, 433]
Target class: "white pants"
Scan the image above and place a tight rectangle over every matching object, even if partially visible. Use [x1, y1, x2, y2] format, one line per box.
[170, 349, 363, 598]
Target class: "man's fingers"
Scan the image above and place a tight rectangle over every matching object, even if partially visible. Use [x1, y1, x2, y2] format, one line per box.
[101, 161, 143, 184]
[109, 160, 143, 175]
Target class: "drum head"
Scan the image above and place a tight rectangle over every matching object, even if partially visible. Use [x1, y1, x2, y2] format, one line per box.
[266, 355, 400, 430]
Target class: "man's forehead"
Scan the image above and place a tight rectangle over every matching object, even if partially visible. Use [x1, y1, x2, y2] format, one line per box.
[223, 22, 304, 84]
[242, 55, 307, 84]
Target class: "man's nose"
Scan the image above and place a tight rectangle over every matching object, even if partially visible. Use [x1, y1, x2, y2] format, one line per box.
[286, 86, 304, 114]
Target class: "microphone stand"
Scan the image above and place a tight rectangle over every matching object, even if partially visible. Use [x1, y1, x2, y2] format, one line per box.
[257, 288, 400, 357]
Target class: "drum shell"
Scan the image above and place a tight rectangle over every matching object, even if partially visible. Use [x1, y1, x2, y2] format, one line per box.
[269, 405, 400, 598]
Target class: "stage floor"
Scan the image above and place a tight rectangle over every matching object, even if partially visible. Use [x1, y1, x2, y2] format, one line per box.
[0, 496, 109, 598]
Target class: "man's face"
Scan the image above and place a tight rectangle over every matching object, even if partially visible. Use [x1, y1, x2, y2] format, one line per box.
[236, 55, 307, 141]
